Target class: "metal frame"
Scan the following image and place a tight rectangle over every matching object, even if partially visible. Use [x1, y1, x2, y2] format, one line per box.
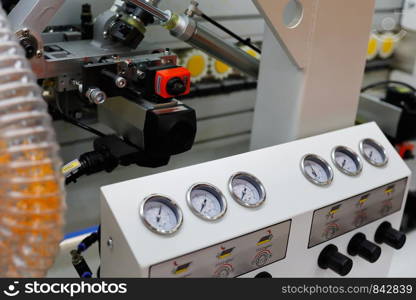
[139, 194, 183, 235]
[8, 0, 66, 75]
[186, 183, 227, 221]
[300, 154, 334, 187]
[251, 0, 376, 150]
[359, 138, 389, 168]
[9, 0, 65, 34]
[228, 172, 266, 208]
[331, 146, 363, 177]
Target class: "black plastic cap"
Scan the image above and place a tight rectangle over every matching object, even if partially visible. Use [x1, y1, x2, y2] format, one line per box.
[375, 222, 406, 250]
[166, 77, 187, 96]
[20, 38, 36, 59]
[348, 233, 382, 263]
[255, 272, 272, 278]
[318, 244, 353, 277]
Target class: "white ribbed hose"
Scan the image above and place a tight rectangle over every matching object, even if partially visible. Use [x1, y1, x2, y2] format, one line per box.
[0, 8, 65, 277]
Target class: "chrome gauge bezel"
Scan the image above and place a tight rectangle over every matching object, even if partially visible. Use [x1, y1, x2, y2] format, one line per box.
[186, 183, 227, 221]
[228, 172, 266, 208]
[331, 146, 363, 177]
[139, 194, 183, 235]
[300, 154, 334, 187]
[359, 138, 389, 167]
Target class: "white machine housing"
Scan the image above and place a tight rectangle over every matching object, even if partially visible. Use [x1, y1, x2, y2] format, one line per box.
[100, 123, 410, 277]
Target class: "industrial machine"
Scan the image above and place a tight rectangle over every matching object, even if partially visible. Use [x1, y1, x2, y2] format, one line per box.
[0, 0, 262, 277]
[101, 123, 409, 277]
[359, 82, 416, 233]
[0, 0, 412, 278]
[3, 0, 261, 181]
[359, 82, 416, 145]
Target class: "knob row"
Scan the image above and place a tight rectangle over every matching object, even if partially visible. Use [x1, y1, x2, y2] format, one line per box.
[318, 222, 405, 276]
[255, 222, 406, 278]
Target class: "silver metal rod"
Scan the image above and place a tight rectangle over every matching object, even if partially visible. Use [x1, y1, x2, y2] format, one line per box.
[126, 0, 169, 22]
[169, 14, 260, 78]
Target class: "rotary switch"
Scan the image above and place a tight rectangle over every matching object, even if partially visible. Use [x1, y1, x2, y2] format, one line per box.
[375, 222, 406, 250]
[347, 233, 381, 263]
[318, 245, 353, 276]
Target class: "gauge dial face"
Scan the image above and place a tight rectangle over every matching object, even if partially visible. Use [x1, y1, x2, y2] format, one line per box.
[301, 155, 334, 186]
[359, 139, 388, 167]
[332, 146, 362, 176]
[229, 173, 266, 208]
[187, 184, 227, 221]
[140, 195, 183, 235]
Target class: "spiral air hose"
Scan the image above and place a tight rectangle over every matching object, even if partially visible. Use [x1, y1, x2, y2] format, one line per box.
[0, 7, 65, 277]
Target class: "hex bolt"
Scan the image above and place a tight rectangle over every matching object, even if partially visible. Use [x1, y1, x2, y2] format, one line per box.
[115, 76, 127, 88]
[101, 69, 127, 88]
[107, 237, 113, 249]
[74, 111, 83, 120]
[136, 70, 145, 79]
[22, 28, 30, 37]
[71, 79, 83, 93]
[86, 87, 107, 105]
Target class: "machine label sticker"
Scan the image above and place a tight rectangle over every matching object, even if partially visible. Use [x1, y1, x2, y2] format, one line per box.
[308, 177, 408, 248]
[149, 220, 291, 278]
[217, 247, 235, 259]
[172, 262, 192, 275]
[256, 231, 273, 246]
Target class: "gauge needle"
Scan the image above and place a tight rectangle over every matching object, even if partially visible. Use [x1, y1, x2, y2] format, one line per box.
[200, 198, 207, 212]
[311, 166, 318, 178]
[156, 205, 162, 223]
[369, 151, 373, 158]
[241, 187, 247, 200]
[342, 159, 346, 168]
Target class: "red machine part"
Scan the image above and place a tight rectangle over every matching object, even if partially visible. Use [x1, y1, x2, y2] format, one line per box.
[396, 142, 415, 159]
[155, 67, 191, 99]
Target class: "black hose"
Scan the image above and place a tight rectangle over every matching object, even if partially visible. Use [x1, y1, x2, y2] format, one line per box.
[361, 80, 416, 93]
[200, 13, 261, 54]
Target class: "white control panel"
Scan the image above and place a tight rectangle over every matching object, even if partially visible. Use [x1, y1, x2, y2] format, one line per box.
[100, 123, 410, 277]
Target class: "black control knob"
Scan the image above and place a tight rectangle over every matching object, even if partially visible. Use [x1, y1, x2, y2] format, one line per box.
[375, 222, 406, 250]
[166, 77, 186, 95]
[318, 245, 353, 276]
[20, 38, 36, 59]
[255, 271, 272, 278]
[347, 233, 381, 263]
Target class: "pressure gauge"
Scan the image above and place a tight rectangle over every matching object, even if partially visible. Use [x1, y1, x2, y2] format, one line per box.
[331, 146, 363, 176]
[229, 172, 266, 208]
[140, 195, 183, 235]
[187, 184, 227, 221]
[359, 139, 388, 167]
[301, 154, 334, 186]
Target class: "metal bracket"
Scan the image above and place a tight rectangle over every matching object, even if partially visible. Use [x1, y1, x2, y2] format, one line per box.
[9, 0, 66, 34]
[253, 0, 318, 68]
[251, 0, 376, 149]
[8, 0, 65, 74]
